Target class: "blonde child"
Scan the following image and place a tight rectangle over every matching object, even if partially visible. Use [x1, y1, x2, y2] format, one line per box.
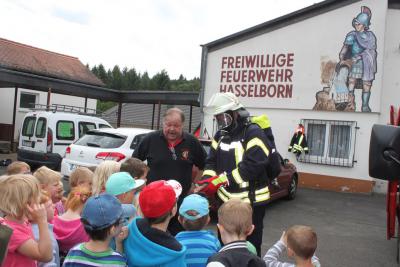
[6, 161, 31, 175]
[0, 174, 52, 266]
[92, 160, 120, 195]
[31, 191, 60, 267]
[33, 166, 64, 216]
[207, 198, 265, 267]
[55, 180, 66, 216]
[53, 186, 91, 255]
[69, 167, 93, 189]
[263, 225, 320, 267]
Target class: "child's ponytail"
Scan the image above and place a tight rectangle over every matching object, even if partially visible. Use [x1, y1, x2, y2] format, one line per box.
[65, 186, 92, 212]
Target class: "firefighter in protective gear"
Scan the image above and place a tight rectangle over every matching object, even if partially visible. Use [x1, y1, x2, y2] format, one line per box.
[196, 92, 271, 256]
[288, 124, 309, 156]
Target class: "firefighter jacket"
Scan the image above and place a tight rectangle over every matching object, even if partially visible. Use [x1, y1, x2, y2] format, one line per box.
[203, 121, 270, 205]
[288, 132, 309, 155]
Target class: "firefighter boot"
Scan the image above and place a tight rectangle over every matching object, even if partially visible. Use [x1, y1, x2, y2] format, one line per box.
[361, 92, 371, 112]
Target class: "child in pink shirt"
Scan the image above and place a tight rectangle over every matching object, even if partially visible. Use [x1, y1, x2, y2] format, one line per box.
[0, 174, 52, 267]
[53, 185, 91, 254]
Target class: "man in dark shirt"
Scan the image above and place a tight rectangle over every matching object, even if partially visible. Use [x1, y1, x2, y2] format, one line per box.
[133, 107, 207, 235]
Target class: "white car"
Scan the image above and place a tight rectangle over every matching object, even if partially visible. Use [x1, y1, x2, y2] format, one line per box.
[61, 127, 153, 177]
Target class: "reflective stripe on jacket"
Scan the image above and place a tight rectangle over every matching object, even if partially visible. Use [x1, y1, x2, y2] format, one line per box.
[203, 122, 270, 205]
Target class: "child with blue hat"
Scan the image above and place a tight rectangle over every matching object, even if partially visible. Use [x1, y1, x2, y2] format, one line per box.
[63, 193, 128, 266]
[106, 172, 145, 224]
[176, 194, 221, 267]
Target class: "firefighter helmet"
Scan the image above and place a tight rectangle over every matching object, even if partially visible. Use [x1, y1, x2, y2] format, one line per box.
[207, 92, 243, 115]
[207, 92, 244, 130]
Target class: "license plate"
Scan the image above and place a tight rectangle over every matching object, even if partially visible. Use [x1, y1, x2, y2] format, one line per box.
[22, 140, 32, 147]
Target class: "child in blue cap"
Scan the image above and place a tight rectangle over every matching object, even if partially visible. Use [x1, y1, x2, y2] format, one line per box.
[176, 194, 221, 267]
[106, 172, 145, 224]
[63, 193, 128, 266]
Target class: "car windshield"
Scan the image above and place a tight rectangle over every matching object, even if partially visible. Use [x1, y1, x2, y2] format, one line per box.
[75, 132, 127, 149]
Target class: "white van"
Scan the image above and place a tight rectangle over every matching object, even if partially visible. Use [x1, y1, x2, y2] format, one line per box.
[17, 111, 112, 170]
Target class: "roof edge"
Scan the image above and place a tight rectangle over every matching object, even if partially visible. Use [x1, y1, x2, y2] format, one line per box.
[0, 37, 79, 60]
[0, 63, 105, 87]
[0, 67, 115, 92]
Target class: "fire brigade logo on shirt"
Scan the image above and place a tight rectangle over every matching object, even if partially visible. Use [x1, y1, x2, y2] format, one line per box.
[181, 149, 189, 160]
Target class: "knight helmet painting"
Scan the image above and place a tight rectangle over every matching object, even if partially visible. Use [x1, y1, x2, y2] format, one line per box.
[314, 6, 377, 112]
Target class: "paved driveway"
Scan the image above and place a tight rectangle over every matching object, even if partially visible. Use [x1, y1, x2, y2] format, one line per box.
[261, 188, 396, 267]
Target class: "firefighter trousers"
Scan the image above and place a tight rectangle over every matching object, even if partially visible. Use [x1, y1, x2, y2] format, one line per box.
[247, 204, 267, 257]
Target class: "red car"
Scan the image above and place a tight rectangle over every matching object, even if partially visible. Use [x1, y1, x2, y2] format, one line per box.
[195, 139, 298, 211]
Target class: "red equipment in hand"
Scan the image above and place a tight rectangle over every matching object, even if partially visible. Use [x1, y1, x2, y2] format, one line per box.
[196, 174, 228, 197]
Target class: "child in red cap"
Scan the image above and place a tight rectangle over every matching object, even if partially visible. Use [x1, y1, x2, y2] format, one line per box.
[124, 180, 187, 267]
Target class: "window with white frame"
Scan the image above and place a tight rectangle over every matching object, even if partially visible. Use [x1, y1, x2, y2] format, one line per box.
[20, 92, 37, 109]
[298, 119, 357, 167]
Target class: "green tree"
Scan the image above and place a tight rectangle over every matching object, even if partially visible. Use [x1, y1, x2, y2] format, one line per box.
[121, 67, 129, 90]
[91, 65, 99, 77]
[111, 65, 123, 90]
[91, 65, 202, 113]
[97, 101, 117, 113]
[126, 67, 141, 90]
[178, 74, 186, 82]
[97, 64, 108, 85]
[152, 69, 170, 90]
[140, 71, 152, 90]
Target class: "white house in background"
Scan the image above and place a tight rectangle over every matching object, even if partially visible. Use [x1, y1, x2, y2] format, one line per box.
[200, 0, 400, 193]
[0, 38, 102, 144]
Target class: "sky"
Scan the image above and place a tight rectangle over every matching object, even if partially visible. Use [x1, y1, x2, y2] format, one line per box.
[0, 0, 323, 79]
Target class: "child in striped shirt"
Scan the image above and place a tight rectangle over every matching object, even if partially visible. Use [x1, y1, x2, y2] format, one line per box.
[176, 194, 221, 267]
[63, 194, 128, 267]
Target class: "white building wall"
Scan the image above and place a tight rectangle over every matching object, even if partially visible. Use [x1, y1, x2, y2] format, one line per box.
[0, 88, 16, 124]
[0, 87, 97, 140]
[202, 0, 389, 192]
[380, 8, 400, 124]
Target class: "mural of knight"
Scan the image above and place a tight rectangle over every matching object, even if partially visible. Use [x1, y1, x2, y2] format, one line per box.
[313, 6, 377, 112]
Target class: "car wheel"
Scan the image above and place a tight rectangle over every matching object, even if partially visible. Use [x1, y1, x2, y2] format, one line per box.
[286, 175, 298, 200]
